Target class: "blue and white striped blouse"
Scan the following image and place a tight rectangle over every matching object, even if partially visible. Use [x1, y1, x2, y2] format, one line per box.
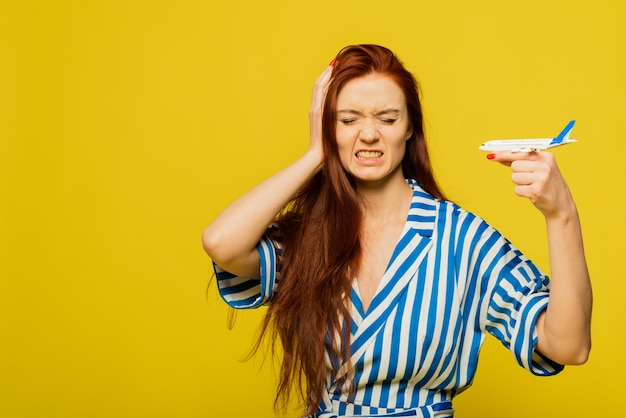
[213, 179, 563, 417]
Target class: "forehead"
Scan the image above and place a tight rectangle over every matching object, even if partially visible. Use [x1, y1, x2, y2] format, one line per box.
[336, 74, 406, 110]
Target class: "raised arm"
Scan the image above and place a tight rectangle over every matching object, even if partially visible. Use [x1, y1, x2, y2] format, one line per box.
[202, 64, 333, 279]
[488, 151, 592, 365]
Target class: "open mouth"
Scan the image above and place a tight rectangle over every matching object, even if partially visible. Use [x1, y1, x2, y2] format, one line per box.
[356, 151, 383, 160]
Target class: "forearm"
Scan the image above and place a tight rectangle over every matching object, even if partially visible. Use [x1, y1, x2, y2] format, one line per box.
[535, 201, 592, 364]
[202, 149, 323, 278]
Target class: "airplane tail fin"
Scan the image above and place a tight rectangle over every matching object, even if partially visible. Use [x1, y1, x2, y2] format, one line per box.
[550, 120, 576, 145]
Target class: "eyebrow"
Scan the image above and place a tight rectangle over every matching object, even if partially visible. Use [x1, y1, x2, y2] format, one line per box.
[336, 109, 401, 116]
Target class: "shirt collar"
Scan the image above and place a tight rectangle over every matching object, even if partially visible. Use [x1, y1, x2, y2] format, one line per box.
[406, 179, 438, 237]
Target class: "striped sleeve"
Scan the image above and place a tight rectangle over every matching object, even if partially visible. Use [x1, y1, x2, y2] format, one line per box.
[483, 235, 564, 376]
[213, 235, 281, 309]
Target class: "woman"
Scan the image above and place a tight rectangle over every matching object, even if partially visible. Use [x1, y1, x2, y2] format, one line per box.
[202, 44, 592, 417]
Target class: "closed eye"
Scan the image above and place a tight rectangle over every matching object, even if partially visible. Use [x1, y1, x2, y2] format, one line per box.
[339, 118, 358, 125]
[379, 118, 397, 124]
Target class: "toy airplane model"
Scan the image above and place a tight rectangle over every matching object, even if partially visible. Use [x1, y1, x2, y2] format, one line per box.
[479, 120, 577, 152]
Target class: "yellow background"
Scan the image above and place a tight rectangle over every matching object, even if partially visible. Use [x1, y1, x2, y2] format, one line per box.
[1, 1, 624, 417]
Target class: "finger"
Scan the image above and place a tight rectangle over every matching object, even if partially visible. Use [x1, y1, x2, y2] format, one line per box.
[511, 172, 537, 185]
[315, 64, 334, 88]
[510, 159, 542, 173]
[513, 184, 539, 201]
[311, 65, 334, 110]
[486, 150, 541, 164]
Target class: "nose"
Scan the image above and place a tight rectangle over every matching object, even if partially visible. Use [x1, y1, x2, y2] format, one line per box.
[358, 118, 380, 142]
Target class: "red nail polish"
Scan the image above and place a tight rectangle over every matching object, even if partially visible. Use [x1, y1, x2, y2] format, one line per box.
[329, 59, 337, 67]
[487, 153, 496, 160]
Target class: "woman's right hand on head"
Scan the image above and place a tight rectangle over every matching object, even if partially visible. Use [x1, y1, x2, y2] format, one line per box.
[203, 61, 337, 278]
[308, 62, 334, 161]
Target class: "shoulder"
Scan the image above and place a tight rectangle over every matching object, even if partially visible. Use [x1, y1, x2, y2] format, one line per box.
[407, 179, 486, 227]
[407, 179, 504, 246]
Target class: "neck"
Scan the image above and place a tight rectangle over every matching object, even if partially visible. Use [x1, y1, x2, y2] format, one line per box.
[356, 176, 413, 225]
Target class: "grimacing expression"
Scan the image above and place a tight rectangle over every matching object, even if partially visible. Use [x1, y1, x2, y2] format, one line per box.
[335, 74, 413, 185]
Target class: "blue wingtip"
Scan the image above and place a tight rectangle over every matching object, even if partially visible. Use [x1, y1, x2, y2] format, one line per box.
[550, 120, 576, 144]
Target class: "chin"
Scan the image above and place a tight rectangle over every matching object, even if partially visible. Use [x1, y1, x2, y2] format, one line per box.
[351, 172, 393, 184]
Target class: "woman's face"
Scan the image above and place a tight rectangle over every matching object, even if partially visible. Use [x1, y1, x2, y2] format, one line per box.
[335, 74, 412, 186]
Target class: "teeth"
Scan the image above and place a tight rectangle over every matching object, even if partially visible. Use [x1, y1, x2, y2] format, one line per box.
[356, 151, 382, 160]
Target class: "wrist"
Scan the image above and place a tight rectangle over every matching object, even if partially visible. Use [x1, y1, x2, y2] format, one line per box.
[544, 202, 580, 230]
[304, 147, 324, 173]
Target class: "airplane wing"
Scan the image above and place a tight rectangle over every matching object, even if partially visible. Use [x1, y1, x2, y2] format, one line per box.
[479, 120, 577, 152]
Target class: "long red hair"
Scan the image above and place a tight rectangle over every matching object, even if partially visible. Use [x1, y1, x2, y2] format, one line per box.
[257, 44, 446, 415]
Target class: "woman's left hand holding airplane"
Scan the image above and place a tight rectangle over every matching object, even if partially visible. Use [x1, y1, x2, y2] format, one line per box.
[487, 151, 576, 220]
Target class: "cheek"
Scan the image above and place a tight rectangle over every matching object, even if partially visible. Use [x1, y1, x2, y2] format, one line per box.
[335, 127, 355, 149]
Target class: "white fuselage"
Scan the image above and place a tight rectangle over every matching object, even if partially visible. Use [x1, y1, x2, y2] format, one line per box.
[479, 138, 577, 152]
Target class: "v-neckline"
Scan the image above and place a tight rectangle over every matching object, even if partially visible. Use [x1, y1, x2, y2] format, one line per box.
[351, 184, 416, 317]
[352, 218, 411, 318]
[348, 179, 439, 321]
[330, 180, 439, 385]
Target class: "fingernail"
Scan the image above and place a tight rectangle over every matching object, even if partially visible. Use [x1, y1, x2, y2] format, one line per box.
[329, 59, 337, 67]
[486, 153, 496, 160]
